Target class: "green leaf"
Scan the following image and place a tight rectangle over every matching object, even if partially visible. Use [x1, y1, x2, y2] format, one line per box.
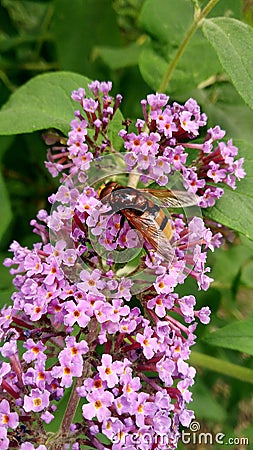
[0, 71, 125, 154]
[202, 18, 253, 111]
[0, 72, 92, 136]
[191, 380, 226, 421]
[191, 83, 253, 144]
[138, 0, 221, 94]
[0, 171, 12, 246]
[205, 140, 253, 240]
[95, 42, 143, 70]
[240, 260, 253, 288]
[139, 46, 168, 92]
[202, 319, 253, 355]
[0, 252, 13, 292]
[211, 243, 252, 287]
[107, 108, 124, 152]
[44, 386, 72, 433]
[139, 0, 193, 44]
[51, 0, 120, 77]
[190, 351, 253, 384]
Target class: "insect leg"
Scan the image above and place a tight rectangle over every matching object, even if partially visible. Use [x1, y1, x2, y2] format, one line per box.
[112, 214, 125, 244]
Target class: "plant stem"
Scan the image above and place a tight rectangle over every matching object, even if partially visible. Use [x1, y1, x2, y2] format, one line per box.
[190, 351, 253, 384]
[158, 0, 220, 93]
[52, 361, 92, 450]
[60, 377, 83, 436]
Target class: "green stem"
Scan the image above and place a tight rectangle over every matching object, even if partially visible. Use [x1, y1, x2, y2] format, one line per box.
[0, 61, 58, 72]
[190, 351, 253, 384]
[0, 70, 17, 92]
[158, 0, 220, 93]
[34, 4, 55, 57]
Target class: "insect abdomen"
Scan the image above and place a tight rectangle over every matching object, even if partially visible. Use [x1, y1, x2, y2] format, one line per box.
[154, 208, 173, 240]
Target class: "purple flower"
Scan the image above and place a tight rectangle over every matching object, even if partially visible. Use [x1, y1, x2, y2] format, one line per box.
[82, 97, 98, 113]
[147, 294, 175, 317]
[23, 297, 48, 321]
[21, 444, 48, 450]
[131, 392, 150, 427]
[177, 295, 196, 322]
[136, 326, 158, 359]
[40, 410, 54, 424]
[98, 354, 122, 388]
[178, 408, 195, 427]
[147, 93, 169, 109]
[64, 299, 91, 327]
[82, 390, 114, 422]
[195, 306, 211, 324]
[59, 336, 89, 363]
[51, 354, 83, 388]
[1, 339, 18, 358]
[0, 306, 13, 330]
[23, 389, 50, 412]
[2, 80, 246, 449]
[153, 410, 172, 433]
[0, 362, 11, 384]
[154, 273, 178, 295]
[207, 161, 227, 183]
[0, 428, 9, 450]
[0, 399, 19, 429]
[77, 269, 105, 294]
[71, 87, 86, 102]
[122, 373, 141, 398]
[156, 356, 175, 385]
[23, 360, 49, 390]
[23, 339, 47, 363]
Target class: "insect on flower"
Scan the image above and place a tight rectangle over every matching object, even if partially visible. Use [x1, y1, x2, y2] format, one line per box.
[98, 181, 197, 263]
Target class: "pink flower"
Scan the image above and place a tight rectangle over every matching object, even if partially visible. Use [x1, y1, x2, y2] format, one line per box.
[136, 326, 158, 359]
[77, 269, 105, 294]
[64, 299, 91, 327]
[82, 390, 114, 422]
[98, 354, 122, 388]
[0, 399, 19, 429]
[23, 389, 50, 413]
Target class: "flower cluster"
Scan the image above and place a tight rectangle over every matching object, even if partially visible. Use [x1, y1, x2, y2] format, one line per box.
[0, 81, 245, 450]
[120, 94, 245, 207]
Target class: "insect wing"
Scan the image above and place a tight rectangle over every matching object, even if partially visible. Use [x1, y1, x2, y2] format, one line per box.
[122, 209, 174, 263]
[141, 188, 197, 208]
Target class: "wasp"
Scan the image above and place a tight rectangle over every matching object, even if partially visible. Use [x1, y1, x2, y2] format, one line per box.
[98, 181, 197, 263]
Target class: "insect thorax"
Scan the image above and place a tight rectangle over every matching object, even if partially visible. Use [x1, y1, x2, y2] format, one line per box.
[109, 187, 149, 214]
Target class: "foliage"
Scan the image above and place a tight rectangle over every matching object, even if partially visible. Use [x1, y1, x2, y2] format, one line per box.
[0, 0, 253, 449]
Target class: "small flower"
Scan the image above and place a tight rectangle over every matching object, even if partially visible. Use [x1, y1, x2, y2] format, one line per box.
[82, 390, 114, 422]
[21, 444, 48, 450]
[136, 326, 158, 359]
[64, 300, 91, 328]
[0, 427, 9, 450]
[51, 354, 83, 388]
[98, 354, 122, 388]
[77, 269, 105, 294]
[23, 389, 50, 413]
[0, 399, 19, 429]
[23, 339, 47, 363]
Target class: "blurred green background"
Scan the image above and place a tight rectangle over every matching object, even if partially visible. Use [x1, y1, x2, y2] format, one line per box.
[0, 1, 253, 449]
